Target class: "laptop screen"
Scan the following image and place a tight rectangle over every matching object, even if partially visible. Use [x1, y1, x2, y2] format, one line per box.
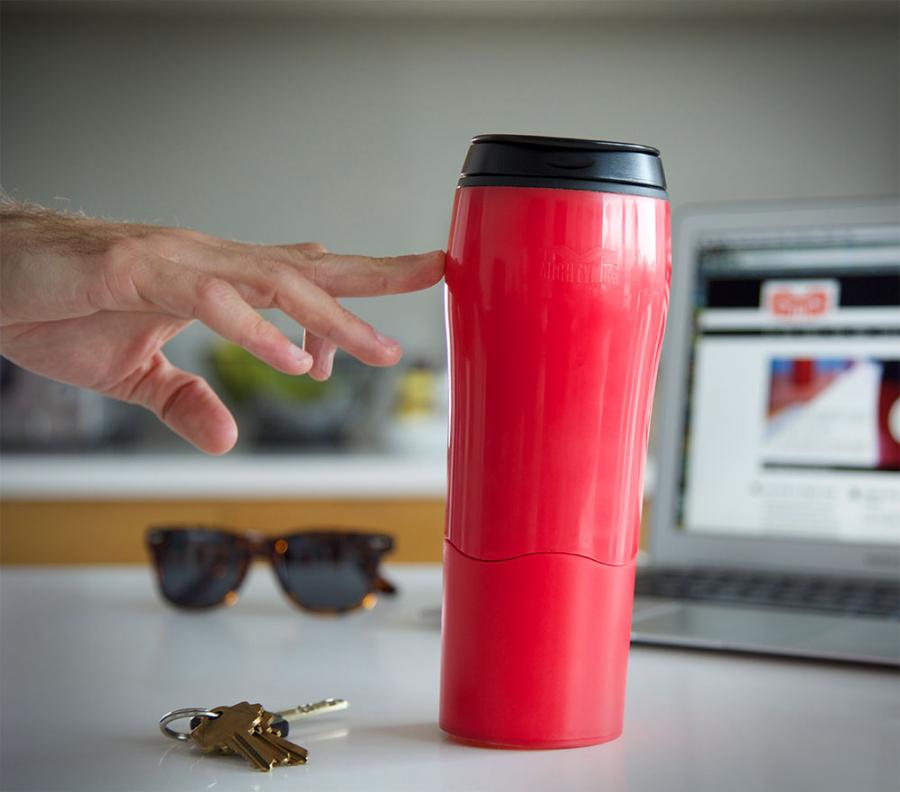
[678, 223, 900, 546]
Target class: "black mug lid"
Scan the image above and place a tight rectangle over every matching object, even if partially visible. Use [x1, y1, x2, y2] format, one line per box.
[458, 134, 667, 198]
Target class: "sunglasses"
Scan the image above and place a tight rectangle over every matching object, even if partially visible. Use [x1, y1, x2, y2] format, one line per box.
[146, 526, 397, 614]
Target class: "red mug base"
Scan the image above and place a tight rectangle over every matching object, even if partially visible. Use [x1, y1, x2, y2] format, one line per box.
[443, 730, 623, 750]
[439, 541, 636, 749]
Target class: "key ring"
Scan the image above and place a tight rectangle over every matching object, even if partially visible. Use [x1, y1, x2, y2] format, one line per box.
[159, 707, 220, 741]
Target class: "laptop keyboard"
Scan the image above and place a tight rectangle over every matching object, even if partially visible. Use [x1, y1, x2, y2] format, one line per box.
[634, 567, 900, 619]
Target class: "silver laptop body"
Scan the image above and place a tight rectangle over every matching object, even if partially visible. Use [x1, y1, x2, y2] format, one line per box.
[632, 198, 900, 666]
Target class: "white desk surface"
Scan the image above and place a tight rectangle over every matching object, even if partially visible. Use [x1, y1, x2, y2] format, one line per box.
[1, 565, 897, 792]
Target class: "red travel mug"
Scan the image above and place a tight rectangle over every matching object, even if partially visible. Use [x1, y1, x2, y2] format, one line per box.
[440, 135, 671, 748]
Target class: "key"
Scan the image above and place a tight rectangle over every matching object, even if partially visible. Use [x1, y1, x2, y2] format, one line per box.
[189, 697, 349, 737]
[269, 697, 349, 737]
[254, 710, 310, 763]
[191, 701, 308, 771]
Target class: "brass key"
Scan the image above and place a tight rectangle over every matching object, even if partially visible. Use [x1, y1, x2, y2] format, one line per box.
[255, 709, 311, 762]
[269, 697, 349, 736]
[191, 701, 308, 771]
[160, 697, 348, 771]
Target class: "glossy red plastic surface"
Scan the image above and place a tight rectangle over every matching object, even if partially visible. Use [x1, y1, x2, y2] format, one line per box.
[440, 541, 636, 748]
[440, 185, 670, 747]
[444, 186, 671, 565]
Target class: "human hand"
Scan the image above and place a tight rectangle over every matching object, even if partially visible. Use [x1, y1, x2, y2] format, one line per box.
[0, 201, 444, 454]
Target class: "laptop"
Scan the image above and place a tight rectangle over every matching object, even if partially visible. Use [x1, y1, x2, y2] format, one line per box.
[632, 198, 900, 666]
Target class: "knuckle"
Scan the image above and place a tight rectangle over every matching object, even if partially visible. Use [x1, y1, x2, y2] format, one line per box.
[110, 352, 168, 405]
[295, 246, 328, 280]
[195, 275, 230, 301]
[238, 314, 272, 349]
[193, 276, 234, 316]
[159, 375, 204, 421]
[95, 239, 142, 309]
[257, 257, 291, 280]
[368, 260, 390, 292]
[316, 314, 340, 341]
[140, 230, 184, 259]
[312, 305, 350, 342]
[259, 259, 297, 303]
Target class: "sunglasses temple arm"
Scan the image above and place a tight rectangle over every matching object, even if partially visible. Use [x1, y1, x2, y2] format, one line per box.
[374, 574, 398, 596]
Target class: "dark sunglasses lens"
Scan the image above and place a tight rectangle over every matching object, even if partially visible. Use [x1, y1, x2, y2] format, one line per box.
[150, 530, 246, 608]
[276, 535, 375, 610]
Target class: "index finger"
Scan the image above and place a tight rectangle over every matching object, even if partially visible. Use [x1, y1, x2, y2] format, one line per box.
[302, 249, 445, 297]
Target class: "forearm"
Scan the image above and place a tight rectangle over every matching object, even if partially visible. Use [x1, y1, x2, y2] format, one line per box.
[0, 196, 128, 257]
[0, 197, 126, 327]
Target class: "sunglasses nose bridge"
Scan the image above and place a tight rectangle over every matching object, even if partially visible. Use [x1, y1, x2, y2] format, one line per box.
[247, 536, 274, 558]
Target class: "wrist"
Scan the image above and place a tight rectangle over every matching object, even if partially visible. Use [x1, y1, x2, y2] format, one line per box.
[0, 201, 127, 325]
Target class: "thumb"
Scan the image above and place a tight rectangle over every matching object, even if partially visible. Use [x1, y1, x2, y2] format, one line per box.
[116, 352, 238, 455]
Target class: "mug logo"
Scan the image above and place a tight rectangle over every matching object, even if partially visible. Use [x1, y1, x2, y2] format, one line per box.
[538, 245, 620, 284]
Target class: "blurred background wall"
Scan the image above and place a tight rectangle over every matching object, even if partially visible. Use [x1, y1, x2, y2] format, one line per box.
[3, 0, 898, 372]
[1, 0, 898, 563]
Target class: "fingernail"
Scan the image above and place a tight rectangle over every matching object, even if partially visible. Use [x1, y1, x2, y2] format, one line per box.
[374, 330, 401, 352]
[290, 344, 313, 366]
[321, 347, 336, 377]
[313, 348, 336, 379]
